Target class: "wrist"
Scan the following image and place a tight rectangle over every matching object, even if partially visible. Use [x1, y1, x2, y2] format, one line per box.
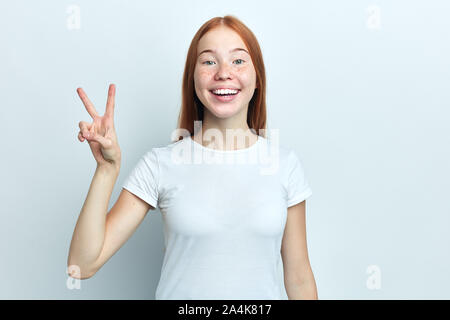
[96, 162, 120, 176]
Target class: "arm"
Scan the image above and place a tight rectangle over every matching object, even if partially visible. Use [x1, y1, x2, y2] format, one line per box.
[281, 200, 318, 300]
[67, 165, 153, 279]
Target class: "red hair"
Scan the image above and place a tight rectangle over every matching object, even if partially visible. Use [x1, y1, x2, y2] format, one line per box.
[174, 15, 267, 141]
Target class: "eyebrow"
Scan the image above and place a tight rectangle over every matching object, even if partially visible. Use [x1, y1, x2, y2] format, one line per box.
[198, 48, 249, 57]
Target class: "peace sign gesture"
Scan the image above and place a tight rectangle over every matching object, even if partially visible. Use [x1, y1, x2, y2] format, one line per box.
[77, 84, 121, 170]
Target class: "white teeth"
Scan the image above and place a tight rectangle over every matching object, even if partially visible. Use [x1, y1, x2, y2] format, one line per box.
[212, 89, 239, 95]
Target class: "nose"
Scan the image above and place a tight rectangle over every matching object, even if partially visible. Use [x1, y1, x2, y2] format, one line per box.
[215, 62, 233, 80]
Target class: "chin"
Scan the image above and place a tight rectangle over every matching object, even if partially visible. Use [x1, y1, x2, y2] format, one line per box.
[204, 101, 243, 117]
[208, 107, 240, 119]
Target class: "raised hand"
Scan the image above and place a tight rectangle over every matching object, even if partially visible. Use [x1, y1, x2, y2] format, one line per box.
[77, 84, 121, 170]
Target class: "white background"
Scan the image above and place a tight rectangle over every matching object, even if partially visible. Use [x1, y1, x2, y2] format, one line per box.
[0, 0, 449, 299]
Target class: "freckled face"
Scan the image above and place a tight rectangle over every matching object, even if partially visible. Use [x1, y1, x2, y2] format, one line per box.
[194, 26, 257, 119]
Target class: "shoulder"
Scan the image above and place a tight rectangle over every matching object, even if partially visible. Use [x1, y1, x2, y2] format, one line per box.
[261, 136, 310, 182]
[260, 135, 296, 164]
[142, 136, 190, 162]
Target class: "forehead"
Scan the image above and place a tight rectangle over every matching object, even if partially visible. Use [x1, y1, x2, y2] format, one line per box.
[197, 26, 248, 53]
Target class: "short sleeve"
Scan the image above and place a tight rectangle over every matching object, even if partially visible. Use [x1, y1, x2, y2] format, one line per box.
[286, 150, 312, 207]
[122, 149, 160, 210]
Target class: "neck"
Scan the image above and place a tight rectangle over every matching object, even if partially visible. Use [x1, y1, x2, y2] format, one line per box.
[192, 106, 258, 151]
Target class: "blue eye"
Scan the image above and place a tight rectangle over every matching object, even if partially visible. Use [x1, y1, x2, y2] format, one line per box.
[202, 59, 245, 65]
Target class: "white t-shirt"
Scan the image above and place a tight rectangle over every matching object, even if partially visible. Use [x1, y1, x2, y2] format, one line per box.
[122, 134, 312, 300]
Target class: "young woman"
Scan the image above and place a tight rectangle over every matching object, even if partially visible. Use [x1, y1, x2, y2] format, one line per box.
[68, 15, 317, 300]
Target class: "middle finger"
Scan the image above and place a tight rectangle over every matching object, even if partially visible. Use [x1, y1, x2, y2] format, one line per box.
[77, 87, 100, 119]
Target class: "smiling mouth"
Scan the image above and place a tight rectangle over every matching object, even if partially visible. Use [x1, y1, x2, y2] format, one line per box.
[209, 89, 240, 102]
[209, 89, 241, 97]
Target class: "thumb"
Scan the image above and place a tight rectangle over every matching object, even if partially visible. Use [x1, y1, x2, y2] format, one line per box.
[89, 131, 113, 148]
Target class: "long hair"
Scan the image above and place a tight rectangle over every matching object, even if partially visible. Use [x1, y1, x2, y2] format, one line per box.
[174, 15, 267, 142]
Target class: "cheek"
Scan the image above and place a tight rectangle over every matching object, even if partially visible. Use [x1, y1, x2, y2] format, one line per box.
[195, 65, 256, 89]
[194, 69, 214, 93]
[237, 66, 256, 85]
[195, 68, 213, 82]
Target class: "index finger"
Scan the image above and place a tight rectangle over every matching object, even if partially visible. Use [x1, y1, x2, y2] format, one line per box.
[104, 84, 116, 119]
[77, 87, 100, 119]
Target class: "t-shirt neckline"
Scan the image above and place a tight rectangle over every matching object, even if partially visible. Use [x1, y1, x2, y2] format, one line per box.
[187, 134, 261, 154]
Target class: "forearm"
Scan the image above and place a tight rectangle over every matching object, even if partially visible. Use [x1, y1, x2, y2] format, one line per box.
[67, 165, 119, 278]
[285, 274, 318, 300]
